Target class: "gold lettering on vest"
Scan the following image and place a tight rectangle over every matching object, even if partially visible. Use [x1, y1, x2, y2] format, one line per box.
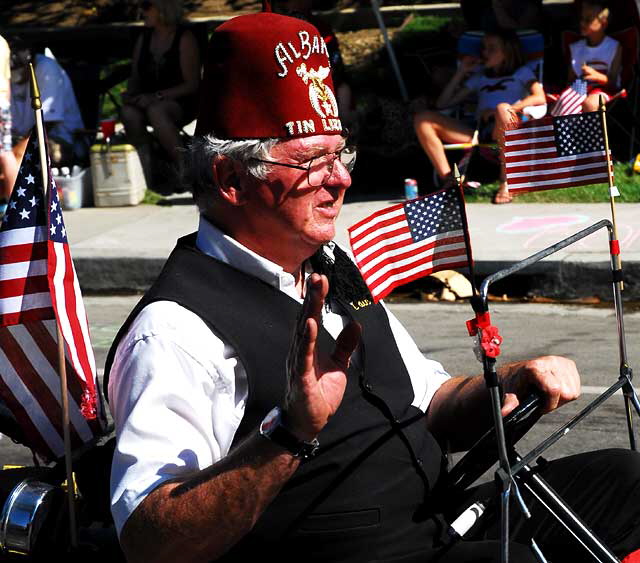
[350, 299, 372, 310]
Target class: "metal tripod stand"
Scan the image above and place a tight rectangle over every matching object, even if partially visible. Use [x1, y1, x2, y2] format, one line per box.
[467, 219, 640, 563]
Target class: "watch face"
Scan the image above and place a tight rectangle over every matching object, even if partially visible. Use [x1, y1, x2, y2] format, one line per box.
[261, 407, 281, 435]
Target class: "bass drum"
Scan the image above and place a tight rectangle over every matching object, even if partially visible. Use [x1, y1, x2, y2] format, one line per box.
[0, 467, 66, 559]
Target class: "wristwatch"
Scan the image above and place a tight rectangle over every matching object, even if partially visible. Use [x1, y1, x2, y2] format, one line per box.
[259, 406, 319, 460]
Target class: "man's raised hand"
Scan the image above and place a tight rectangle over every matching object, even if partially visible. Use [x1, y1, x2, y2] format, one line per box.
[285, 274, 362, 442]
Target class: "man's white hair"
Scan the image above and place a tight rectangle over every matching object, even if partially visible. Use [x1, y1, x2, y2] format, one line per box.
[184, 134, 278, 214]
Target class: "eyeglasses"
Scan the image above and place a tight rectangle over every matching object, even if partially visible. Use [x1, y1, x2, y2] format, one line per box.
[252, 145, 357, 187]
[140, 1, 153, 10]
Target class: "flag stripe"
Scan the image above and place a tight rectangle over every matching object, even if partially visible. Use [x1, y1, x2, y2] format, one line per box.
[504, 131, 555, 147]
[0, 347, 64, 458]
[366, 245, 469, 289]
[0, 358, 55, 459]
[0, 275, 50, 299]
[505, 154, 608, 174]
[506, 173, 611, 192]
[51, 242, 95, 392]
[0, 292, 54, 315]
[0, 327, 70, 443]
[359, 233, 466, 274]
[349, 205, 406, 243]
[0, 226, 47, 246]
[27, 321, 86, 404]
[11, 323, 90, 444]
[352, 223, 411, 258]
[0, 241, 48, 265]
[33, 321, 99, 439]
[507, 164, 610, 181]
[0, 259, 48, 281]
[551, 80, 587, 117]
[370, 257, 470, 299]
[0, 308, 56, 326]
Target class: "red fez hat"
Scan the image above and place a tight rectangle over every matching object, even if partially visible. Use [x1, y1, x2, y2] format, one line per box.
[195, 12, 342, 139]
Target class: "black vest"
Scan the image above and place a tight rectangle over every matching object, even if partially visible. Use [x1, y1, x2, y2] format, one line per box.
[105, 235, 448, 562]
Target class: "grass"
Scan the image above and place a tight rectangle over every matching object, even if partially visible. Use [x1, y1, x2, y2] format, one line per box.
[141, 189, 166, 205]
[463, 162, 640, 203]
[399, 14, 451, 34]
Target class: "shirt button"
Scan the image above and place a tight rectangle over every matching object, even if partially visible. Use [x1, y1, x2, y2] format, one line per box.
[416, 458, 424, 466]
[363, 380, 373, 392]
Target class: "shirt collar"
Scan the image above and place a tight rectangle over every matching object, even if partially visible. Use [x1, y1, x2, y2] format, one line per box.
[195, 215, 303, 301]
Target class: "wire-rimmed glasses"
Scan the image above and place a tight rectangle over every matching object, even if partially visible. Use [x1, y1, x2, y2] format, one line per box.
[251, 145, 357, 187]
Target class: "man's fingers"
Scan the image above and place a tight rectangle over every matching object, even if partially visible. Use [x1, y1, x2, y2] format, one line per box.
[297, 274, 328, 335]
[523, 357, 580, 414]
[331, 321, 362, 369]
[501, 392, 520, 417]
[297, 318, 318, 377]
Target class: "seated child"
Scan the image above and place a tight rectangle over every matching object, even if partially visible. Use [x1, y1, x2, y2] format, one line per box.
[568, 0, 622, 112]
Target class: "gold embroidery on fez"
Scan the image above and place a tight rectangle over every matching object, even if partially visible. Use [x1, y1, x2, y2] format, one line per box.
[296, 64, 338, 120]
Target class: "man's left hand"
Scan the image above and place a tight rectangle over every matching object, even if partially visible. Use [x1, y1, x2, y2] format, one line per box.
[501, 355, 581, 416]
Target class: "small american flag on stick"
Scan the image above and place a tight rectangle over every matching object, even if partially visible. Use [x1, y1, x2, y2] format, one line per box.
[503, 111, 612, 194]
[550, 79, 587, 116]
[348, 186, 472, 303]
[0, 131, 105, 461]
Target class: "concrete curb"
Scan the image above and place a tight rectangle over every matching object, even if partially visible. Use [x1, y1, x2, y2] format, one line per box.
[74, 256, 640, 300]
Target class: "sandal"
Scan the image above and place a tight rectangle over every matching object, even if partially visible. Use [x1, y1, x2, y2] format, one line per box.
[492, 190, 512, 204]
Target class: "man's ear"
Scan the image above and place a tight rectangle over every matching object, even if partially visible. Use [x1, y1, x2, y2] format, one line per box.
[211, 155, 250, 206]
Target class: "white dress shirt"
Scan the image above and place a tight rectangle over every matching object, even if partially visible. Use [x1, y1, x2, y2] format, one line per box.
[108, 216, 451, 536]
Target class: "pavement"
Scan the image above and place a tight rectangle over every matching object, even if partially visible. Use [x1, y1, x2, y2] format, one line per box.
[62, 194, 640, 298]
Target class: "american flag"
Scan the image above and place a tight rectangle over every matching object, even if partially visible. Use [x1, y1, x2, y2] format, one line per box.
[0, 131, 105, 461]
[348, 186, 471, 303]
[503, 111, 611, 194]
[550, 79, 588, 116]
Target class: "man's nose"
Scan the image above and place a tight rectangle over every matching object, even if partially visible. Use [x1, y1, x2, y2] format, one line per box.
[326, 158, 352, 189]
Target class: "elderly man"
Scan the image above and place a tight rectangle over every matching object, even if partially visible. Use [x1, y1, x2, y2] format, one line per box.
[106, 11, 640, 563]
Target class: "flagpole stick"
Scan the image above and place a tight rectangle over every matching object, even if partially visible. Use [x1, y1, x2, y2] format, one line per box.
[454, 163, 478, 295]
[28, 63, 78, 551]
[599, 95, 624, 291]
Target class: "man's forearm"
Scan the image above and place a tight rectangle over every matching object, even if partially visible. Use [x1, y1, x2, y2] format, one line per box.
[426, 364, 518, 451]
[120, 431, 300, 563]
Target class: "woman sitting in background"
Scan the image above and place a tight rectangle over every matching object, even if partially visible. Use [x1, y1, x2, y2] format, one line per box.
[121, 0, 200, 169]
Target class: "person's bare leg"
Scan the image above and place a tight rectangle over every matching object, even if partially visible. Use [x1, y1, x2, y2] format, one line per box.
[121, 104, 151, 146]
[493, 103, 515, 203]
[145, 100, 184, 162]
[582, 93, 602, 113]
[414, 110, 473, 181]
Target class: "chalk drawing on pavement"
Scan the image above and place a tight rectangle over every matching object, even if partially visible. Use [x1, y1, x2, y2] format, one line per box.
[496, 215, 590, 234]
